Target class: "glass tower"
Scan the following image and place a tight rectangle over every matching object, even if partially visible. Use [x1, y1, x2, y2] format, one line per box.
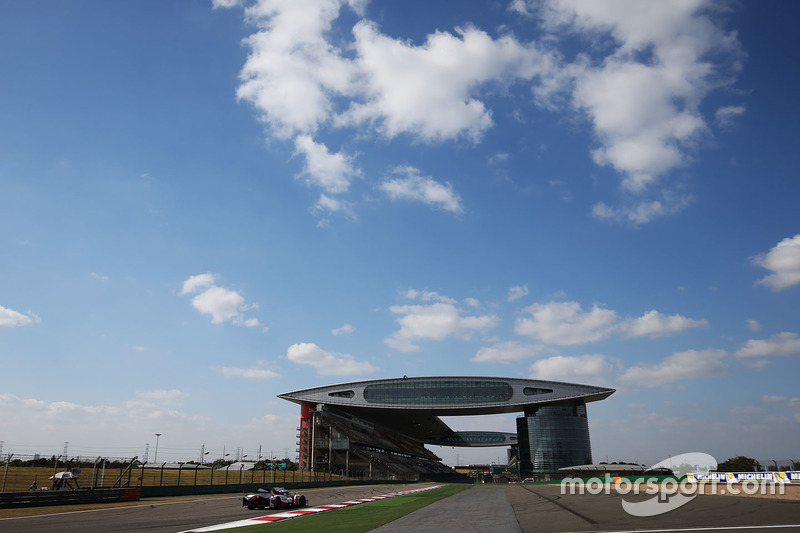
[517, 400, 592, 475]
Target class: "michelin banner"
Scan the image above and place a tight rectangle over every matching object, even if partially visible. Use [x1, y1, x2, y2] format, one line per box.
[686, 472, 800, 483]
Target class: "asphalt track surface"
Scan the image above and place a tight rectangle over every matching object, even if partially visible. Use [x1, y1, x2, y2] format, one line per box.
[2, 483, 800, 533]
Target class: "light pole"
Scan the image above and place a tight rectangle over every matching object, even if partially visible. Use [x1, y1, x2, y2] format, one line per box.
[154, 434, 162, 464]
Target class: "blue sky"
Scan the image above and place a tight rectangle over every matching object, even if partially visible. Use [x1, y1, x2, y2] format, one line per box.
[1, 0, 799, 467]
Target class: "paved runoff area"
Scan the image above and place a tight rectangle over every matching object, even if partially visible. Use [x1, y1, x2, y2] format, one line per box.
[397, 484, 800, 533]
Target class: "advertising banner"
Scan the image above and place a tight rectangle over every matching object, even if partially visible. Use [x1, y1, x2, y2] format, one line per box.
[686, 471, 800, 483]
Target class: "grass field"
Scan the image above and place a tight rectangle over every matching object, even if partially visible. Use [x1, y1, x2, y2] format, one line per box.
[229, 484, 471, 532]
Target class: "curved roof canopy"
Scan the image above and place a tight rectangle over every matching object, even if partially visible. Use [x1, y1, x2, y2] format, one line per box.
[279, 376, 614, 416]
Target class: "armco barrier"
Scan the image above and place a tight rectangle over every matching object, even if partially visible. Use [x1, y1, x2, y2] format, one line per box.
[0, 488, 140, 509]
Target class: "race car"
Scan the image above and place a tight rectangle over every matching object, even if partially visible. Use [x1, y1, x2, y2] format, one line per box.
[242, 486, 308, 510]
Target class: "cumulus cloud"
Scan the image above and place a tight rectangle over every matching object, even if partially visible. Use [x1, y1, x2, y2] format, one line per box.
[619, 349, 729, 386]
[529, 354, 616, 383]
[180, 273, 260, 327]
[385, 290, 498, 352]
[213, 365, 280, 379]
[135, 389, 189, 403]
[715, 105, 745, 126]
[472, 341, 542, 363]
[515, 301, 706, 345]
[211, 0, 241, 8]
[735, 332, 800, 358]
[515, 301, 618, 345]
[620, 310, 708, 338]
[286, 342, 377, 375]
[0, 305, 40, 327]
[379, 166, 463, 213]
[747, 319, 763, 332]
[340, 21, 554, 142]
[537, 0, 740, 191]
[332, 323, 355, 336]
[752, 234, 800, 291]
[232, 0, 740, 224]
[233, 1, 553, 218]
[294, 135, 360, 194]
[236, 0, 362, 139]
[179, 273, 216, 296]
[592, 192, 693, 225]
[507, 285, 529, 302]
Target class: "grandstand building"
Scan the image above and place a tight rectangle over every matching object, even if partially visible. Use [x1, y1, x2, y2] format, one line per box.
[279, 376, 614, 480]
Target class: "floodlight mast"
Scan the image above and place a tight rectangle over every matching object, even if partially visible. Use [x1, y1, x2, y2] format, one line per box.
[154, 433, 162, 464]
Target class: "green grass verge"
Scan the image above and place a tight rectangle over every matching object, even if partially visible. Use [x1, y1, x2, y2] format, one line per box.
[229, 484, 471, 532]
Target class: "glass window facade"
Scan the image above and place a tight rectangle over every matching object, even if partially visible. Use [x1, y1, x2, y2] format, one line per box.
[363, 380, 513, 405]
[517, 401, 592, 474]
[439, 431, 513, 446]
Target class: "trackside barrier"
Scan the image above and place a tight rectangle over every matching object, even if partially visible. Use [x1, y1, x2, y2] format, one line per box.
[140, 479, 408, 498]
[0, 488, 140, 509]
[687, 471, 800, 483]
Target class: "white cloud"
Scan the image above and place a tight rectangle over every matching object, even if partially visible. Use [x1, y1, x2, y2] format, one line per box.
[536, 0, 740, 192]
[135, 389, 189, 403]
[180, 274, 260, 327]
[747, 319, 763, 332]
[386, 291, 498, 352]
[516, 301, 706, 345]
[760, 395, 787, 404]
[592, 191, 693, 225]
[179, 272, 216, 296]
[340, 21, 554, 142]
[753, 234, 800, 291]
[213, 366, 280, 379]
[472, 341, 542, 363]
[191, 286, 249, 324]
[379, 166, 463, 213]
[515, 301, 618, 345]
[211, 0, 240, 8]
[90, 272, 109, 281]
[294, 135, 360, 194]
[529, 354, 616, 383]
[507, 285, 529, 302]
[286, 342, 377, 375]
[735, 332, 800, 358]
[619, 349, 729, 386]
[0, 305, 40, 327]
[230, 1, 743, 226]
[236, 0, 362, 139]
[332, 323, 355, 336]
[621, 310, 708, 339]
[463, 297, 480, 308]
[715, 105, 745, 126]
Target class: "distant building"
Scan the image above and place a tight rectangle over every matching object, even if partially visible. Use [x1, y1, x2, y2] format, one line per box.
[279, 376, 614, 479]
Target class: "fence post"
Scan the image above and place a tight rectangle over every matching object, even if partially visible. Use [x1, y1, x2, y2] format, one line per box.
[2, 454, 12, 493]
